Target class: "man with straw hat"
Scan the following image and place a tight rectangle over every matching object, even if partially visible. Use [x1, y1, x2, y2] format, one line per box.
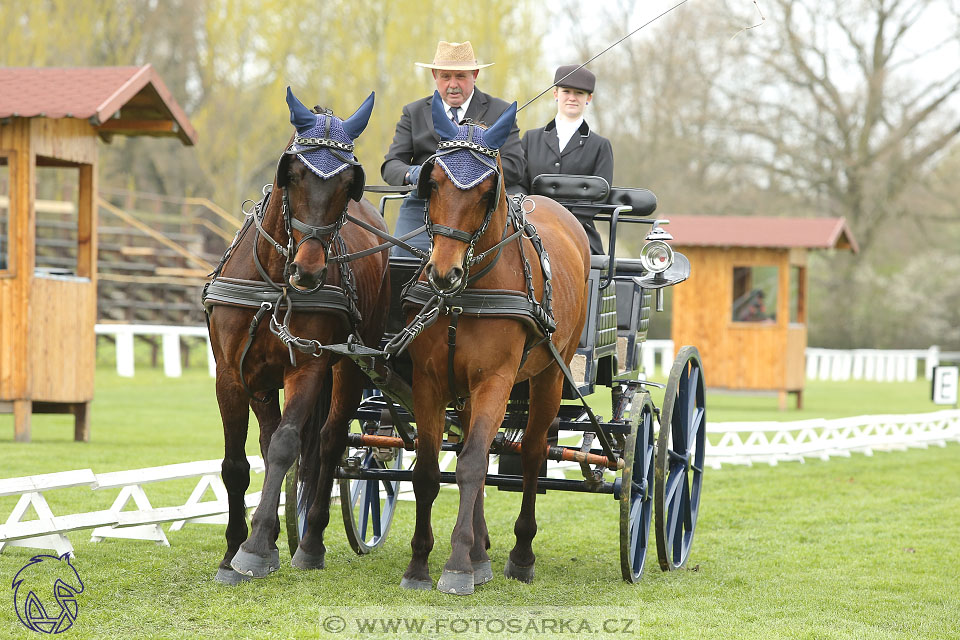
[382, 40, 525, 257]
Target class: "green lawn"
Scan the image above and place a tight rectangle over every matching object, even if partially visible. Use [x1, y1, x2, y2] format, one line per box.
[1, 366, 958, 638]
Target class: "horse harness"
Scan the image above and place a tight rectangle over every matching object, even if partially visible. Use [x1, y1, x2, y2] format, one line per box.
[380, 132, 546, 399]
[202, 120, 370, 402]
[383, 126, 616, 461]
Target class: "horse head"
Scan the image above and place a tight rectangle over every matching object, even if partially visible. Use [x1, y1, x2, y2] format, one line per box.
[420, 91, 516, 295]
[280, 87, 374, 291]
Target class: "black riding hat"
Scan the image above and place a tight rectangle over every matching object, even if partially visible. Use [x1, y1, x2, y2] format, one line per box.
[554, 65, 596, 93]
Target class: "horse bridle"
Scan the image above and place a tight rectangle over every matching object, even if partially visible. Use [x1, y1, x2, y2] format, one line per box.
[250, 112, 363, 295]
[419, 125, 506, 297]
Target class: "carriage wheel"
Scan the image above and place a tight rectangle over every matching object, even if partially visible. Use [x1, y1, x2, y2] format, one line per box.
[618, 390, 656, 582]
[655, 346, 706, 571]
[284, 456, 314, 558]
[339, 422, 404, 555]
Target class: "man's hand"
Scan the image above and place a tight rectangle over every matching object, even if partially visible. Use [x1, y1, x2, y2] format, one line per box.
[405, 164, 422, 185]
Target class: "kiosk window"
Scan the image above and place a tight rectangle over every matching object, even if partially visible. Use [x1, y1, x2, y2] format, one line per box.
[732, 265, 778, 323]
[34, 162, 79, 275]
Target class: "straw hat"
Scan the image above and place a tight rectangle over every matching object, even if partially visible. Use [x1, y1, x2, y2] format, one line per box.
[415, 41, 494, 71]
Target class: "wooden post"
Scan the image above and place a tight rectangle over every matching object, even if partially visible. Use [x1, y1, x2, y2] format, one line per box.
[13, 399, 31, 442]
[73, 402, 90, 442]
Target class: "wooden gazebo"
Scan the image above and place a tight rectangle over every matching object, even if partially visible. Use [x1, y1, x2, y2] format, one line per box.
[667, 215, 857, 409]
[0, 65, 196, 442]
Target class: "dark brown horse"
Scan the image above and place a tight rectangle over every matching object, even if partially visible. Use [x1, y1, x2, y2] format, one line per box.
[400, 93, 590, 594]
[203, 88, 389, 584]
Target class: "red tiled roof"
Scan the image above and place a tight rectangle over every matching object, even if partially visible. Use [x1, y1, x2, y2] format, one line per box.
[663, 215, 858, 253]
[0, 65, 196, 145]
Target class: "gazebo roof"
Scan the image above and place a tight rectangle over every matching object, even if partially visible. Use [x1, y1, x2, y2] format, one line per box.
[0, 64, 196, 145]
[664, 215, 858, 253]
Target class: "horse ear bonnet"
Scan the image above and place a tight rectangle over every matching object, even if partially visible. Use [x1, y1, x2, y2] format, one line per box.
[283, 88, 374, 200]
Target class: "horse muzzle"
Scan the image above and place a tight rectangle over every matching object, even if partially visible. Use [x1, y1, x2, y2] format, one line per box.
[425, 262, 464, 295]
[288, 262, 327, 292]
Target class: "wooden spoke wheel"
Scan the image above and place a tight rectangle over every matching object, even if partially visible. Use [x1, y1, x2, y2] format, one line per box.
[655, 346, 706, 571]
[339, 423, 403, 555]
[618, 389, 656, 582]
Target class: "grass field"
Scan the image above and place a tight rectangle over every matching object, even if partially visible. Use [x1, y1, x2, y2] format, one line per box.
[1, 365, 958, 639]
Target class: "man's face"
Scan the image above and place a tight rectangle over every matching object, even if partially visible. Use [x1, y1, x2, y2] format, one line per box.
[433, 69, 478, 107]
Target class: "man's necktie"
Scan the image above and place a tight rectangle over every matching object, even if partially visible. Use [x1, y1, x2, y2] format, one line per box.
[450, 107, 460, 125]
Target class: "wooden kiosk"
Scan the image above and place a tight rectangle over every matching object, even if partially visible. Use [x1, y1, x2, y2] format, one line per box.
[0, 65, 196, 442]
[666, 216, 857, 409]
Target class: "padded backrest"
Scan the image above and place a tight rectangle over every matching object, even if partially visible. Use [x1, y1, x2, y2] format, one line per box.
[606, 188, 657, 216]
[531, 174, 610, 203]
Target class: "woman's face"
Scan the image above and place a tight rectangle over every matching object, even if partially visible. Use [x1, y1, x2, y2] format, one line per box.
[554, 86, 591, 119]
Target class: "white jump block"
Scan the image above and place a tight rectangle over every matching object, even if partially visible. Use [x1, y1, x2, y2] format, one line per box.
[90, 456, 265, 545]
[0, 469, 101, 556]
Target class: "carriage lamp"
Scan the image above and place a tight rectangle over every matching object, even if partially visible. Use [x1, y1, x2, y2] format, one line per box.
[639, 239, 674, 274]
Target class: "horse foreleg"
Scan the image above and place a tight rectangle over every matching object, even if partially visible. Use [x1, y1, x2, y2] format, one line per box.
[251, 392, 282, 546]
[505, 368, 564, 584]
[231, 367, 323, 578]
[401, 386, 445, 590]
[215, 375, 254, 585]
[459, 405, 492, 586]
[438, 377, 512, 596]
[293, 360, 362, 570]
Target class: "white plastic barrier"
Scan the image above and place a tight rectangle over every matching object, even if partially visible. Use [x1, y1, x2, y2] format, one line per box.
[0, 457, 263, 555]
[642, 340, 675, 378]
[95, 324, 215, 378]
[804, 346, 960, 382]
[705, 409, 960, 468]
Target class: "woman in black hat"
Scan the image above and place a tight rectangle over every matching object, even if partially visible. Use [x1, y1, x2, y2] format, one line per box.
[521, 64, 614, 253]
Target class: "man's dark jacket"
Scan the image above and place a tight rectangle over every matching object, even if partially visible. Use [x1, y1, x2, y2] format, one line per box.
[381, 89, 525, 190]
[520, 119, 613, 194]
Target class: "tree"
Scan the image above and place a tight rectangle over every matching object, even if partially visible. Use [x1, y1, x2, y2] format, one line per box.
[726, 0, 960, 253]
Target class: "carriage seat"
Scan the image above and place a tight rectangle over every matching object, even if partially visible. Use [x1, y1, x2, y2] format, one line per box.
[529, 174, 658, 217]
[530, 173, 609, 203]
[606, 188, 657, 216]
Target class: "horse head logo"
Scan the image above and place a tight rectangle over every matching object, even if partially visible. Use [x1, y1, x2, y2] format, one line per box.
[11, 553, 84, 634]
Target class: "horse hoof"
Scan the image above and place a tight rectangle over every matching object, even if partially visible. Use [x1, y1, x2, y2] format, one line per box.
[400, 576, 433, 590]
[291, 547, 326, 571]
[472, 561, 493, 585]
[437, 569, 475, 595]
[504, 558, 535, 584]
[214, 567, 251, 586]
[230, 548, 280, 578]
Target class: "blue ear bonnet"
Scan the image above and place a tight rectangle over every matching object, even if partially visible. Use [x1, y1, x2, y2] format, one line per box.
[290, 115, 356, 179]
[435, 124, 499, 190]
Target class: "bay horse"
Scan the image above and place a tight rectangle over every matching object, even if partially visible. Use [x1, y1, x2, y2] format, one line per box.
[400, 92, 591, 594]
[203, 88, 389, 584]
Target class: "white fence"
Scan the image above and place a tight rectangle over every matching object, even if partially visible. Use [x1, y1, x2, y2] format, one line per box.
[4, 410, 957, 556]
[95, 324, 215, 378]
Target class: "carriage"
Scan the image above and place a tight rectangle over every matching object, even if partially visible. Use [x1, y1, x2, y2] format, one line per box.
[206, 90, 705, 590]
[283, 172, 707, 583]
